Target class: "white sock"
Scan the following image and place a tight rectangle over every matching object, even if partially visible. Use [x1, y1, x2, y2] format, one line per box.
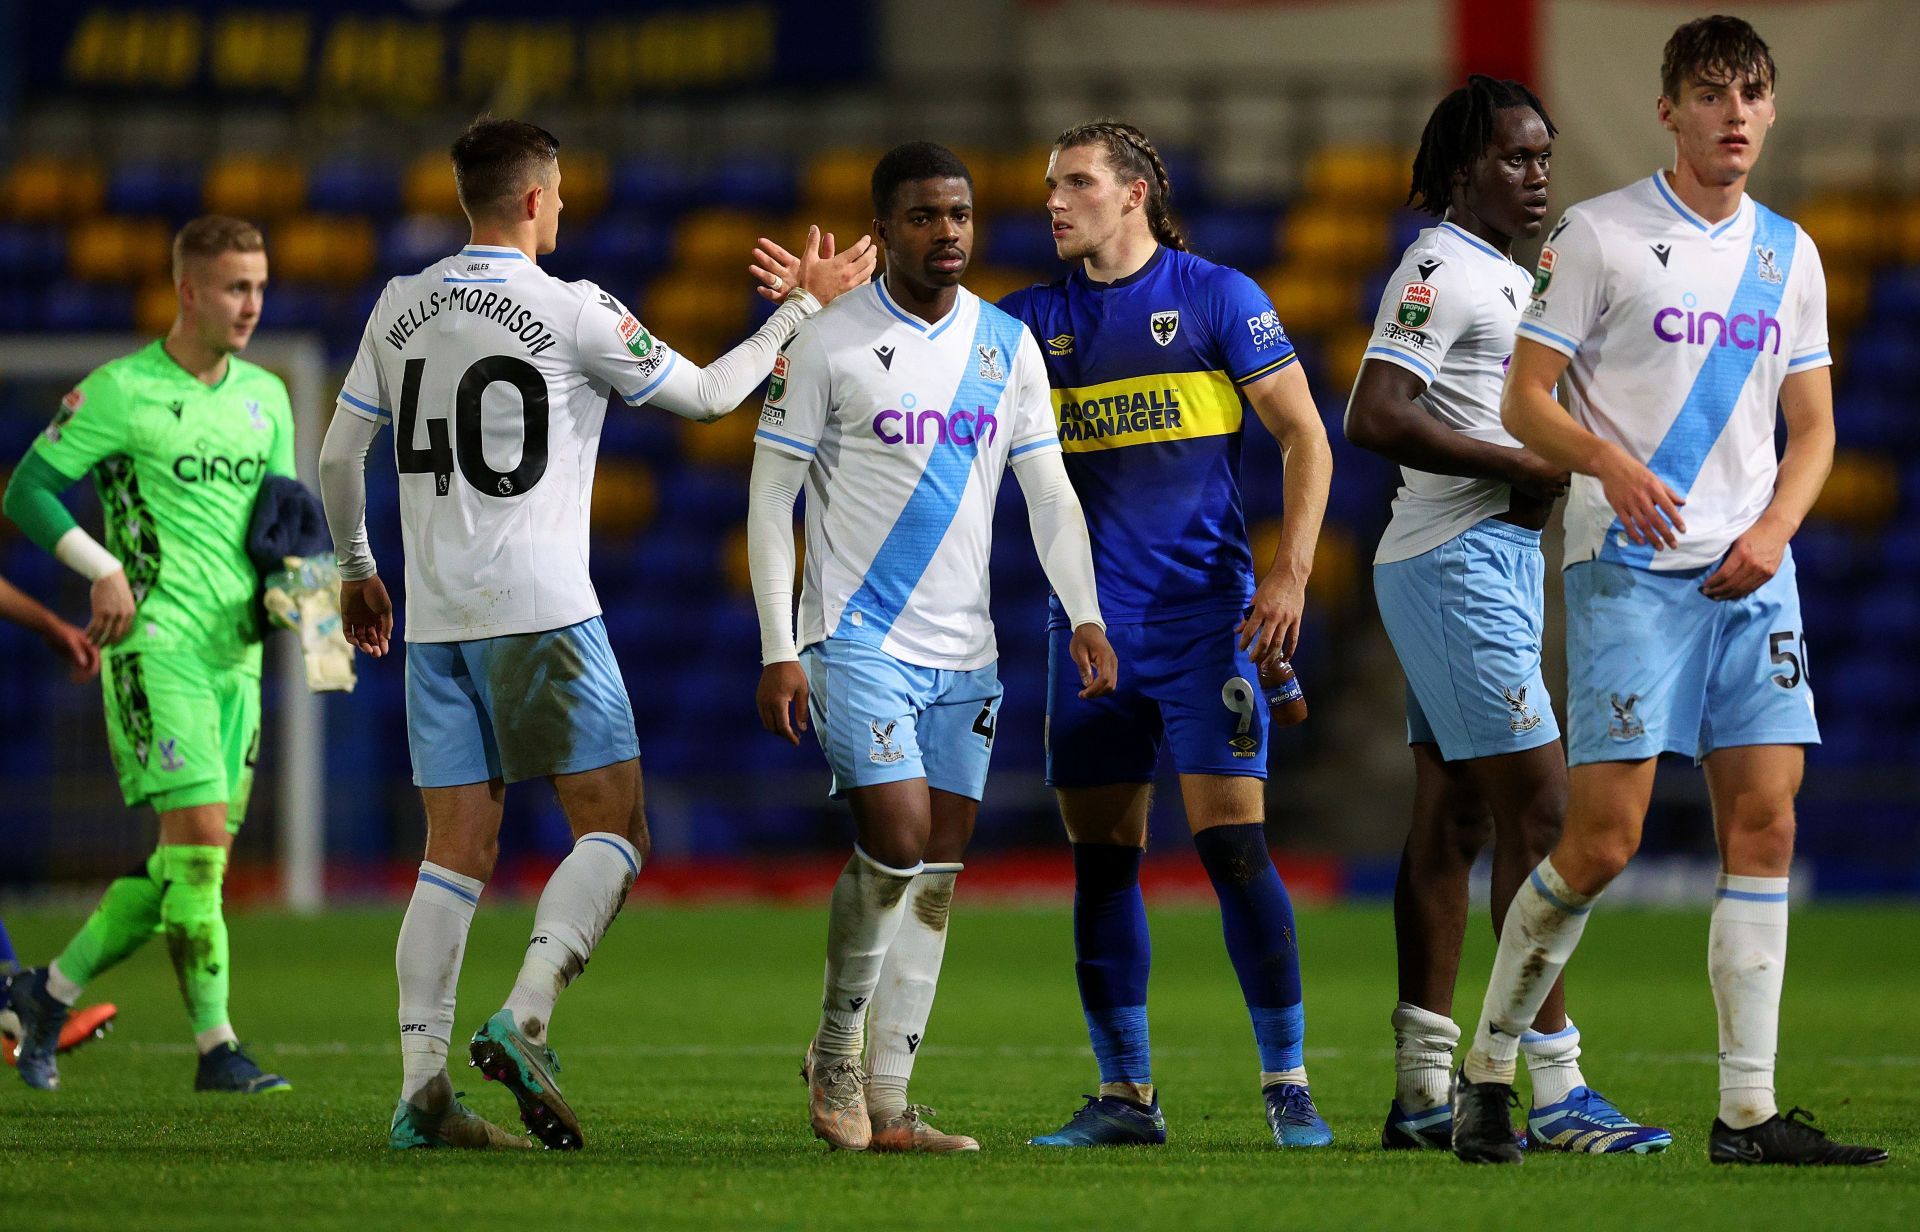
[1392, 1001, 1459, 1112]
[45, 962, 83, 1006]
[816, 847, 921, 1059]
[865, 863, 959, 1122]
[503, 832, 640, 1046]
[1260, 1067, 1309, 1090]
[1522, 1020, 1586, 1108]
[196, 1024, 238, 1054]
[1711, 873, 1789, 1129]
[1464, 859, 1597, 1084]
[396, 861, 483, 1103]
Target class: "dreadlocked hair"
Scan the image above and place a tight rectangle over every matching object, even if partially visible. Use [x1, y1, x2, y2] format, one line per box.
[1054, 120, 1188, 251]
[1407, 75, 1557, 218]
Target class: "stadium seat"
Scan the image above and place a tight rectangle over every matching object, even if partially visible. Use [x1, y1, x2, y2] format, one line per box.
[591, 458, 658, 539]
[106, 162, 204, 217]
[401, 151, 464, 217]
[43, 281, 134, 330]
[679, 407, 759, 468]
[134, 279, 177, 335]
[1795, 193, 1882, 267]
[271, 215, 377, 286]
[641, 277, 749, 345]
[981, 215, 1061, 270]
[379, 215, 465, 272]
[1319, 322, 1373, 392]
[2, 156, 105, 223]
[674, 209, 778, 273]
[612, 155, 697, 216]
[1259, 265, 1360, 336]
[1185, 207, 1279, 270]
[803, 149, 881, 214]
[973, 146, 1052, 216]
[0, 224, 66, 284]
[1283, 203, 1389, 273]
[68, 217, 171, 283]
[701, 155, 797, 214]
[1303, 146, 1408, 208]
[261, 285, 332, 332]
[306, 159, 401, 215]
[1811, 450, 1899, 529]
[962, 264, 1033, 306]
[203, 155, 308, 219]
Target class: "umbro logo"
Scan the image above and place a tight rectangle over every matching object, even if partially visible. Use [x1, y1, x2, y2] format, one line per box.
[874, 345, 894, 370]
[1652, 243, 1672, 267]
[1500, 286, 1516, 308]
[1417, 259, 1441, 280]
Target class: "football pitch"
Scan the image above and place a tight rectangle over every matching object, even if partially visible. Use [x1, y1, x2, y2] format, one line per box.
[4, 901, 1915, 1231]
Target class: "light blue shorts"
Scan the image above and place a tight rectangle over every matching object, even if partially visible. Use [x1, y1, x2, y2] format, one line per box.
[405, 616, 639, 788]
[799, 638, 1003, 800]
[1374, 518, 1561, 762]
[1564, 549, 1819, 766]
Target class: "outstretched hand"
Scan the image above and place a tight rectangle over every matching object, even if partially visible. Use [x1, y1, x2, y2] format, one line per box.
[749, 228, 877, 308]
[341, 575, 393, 658]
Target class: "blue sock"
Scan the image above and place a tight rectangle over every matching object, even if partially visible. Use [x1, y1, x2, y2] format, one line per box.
[0, 915, 16, 971]
[1072, 843, 1151, 1088]
[1194, 823, 1305, 1074]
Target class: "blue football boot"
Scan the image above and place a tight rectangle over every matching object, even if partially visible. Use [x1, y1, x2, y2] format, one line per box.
[1526, 1087, 1672, 1154]
[1382, 1098, 1453, 1150]
[1029, 1094, 1168, 1147]
[195, 1040, 291, 1093]
[1265, 1083, 1334, 1147]
[469, 1008, 583, 1150]
[9, 967, 67, 1091]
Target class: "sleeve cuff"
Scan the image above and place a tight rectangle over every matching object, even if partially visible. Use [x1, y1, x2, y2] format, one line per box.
[1786, 349, 1832, 371]
[754, 428, 819, 459]
[338, 389, 389, 422]
[1009, 437, 1060, 459]
[1515, 320, 1580, 357]
[1231, 351, 1299, 387]
[1361, 345, 1437, 384]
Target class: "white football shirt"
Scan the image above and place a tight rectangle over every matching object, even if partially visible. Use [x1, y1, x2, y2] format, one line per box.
[1517, 173, 1830, 572]
[338, 244, 681, 641]
[1353, 220, 1536, 564]
[754, 280, 1059, 671]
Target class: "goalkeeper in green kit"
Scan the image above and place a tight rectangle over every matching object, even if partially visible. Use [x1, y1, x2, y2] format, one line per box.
[3, 216, 294, 1093]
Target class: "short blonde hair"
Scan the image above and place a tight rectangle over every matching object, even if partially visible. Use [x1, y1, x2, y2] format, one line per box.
[172, 214, 265, 282]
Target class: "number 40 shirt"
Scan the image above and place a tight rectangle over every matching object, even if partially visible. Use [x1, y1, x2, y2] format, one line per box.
[340, 243, 681, 642]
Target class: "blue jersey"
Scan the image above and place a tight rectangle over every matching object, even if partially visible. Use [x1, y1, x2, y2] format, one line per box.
[1000, 246, 1297, 626]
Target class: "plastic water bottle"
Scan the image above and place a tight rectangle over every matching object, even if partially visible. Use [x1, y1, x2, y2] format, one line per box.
[1261, 654, 1308, 727]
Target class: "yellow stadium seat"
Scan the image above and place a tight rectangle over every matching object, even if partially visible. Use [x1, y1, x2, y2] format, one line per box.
[1283, 204, 1389, 273]
[641, 277, 749, 340]
[680, 405, 758, 467]
[1899, 197, 1920, 265]
[1304, 146, 1410, 208]
[1259, 265, 1358, 337]
[3, 156, 105, 222]
[1825, 264, 1870, 335]
[270, 215, 376, 285]
[1794, 194, 1882, 267]
[135, 279, 176, 335]
[590, 458, 657, 539]
[961, 264, 1033, 306]
[69, 217, 171, 282]
[1809, 450, 1898, 530]
[1251, 518, 1361, 611]
[203, 155, 307, 219]
[1320, 322, 1374, 392]
[803, 149, 881, 214]
[675, 209, 778, 273]
[558, 150, 608, 222]
[402, 151, 463, 217]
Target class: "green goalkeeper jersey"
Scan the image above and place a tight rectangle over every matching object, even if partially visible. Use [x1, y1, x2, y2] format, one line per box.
[33, 340, 297, 669]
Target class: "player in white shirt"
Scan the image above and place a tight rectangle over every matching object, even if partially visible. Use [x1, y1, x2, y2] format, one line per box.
[318, 118, 875, 1152]
[1452, 18, 1885, 1167]
[745, 143, 1114, 1153]
[1347, 76, 1666, 1156]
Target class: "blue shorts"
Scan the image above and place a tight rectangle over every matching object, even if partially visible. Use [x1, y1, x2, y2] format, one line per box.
[1564, 550, 1819, 766]
[1373, 518, 1561, 762]
[1045, 608, 1269, 787]
[405, 617, 639, 788]
[799, 638, 1003, 800]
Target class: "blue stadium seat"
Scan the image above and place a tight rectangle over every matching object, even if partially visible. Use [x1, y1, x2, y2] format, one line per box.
[612, 157, 696, 216]
[263, 286, 332, 331]
[307, 160, 401, 215]
[701, 155, 796, 213]
[982, 217, 1063, 271]
[0, 286, 39, 329]
[1867, 267, 1920, 321]
[0, 225, 66, 284]
[43, 281, 133, 330]
[379, 216, 465, 272]
[1186, 207, 1279, 270]
[106, 162, 203, 217]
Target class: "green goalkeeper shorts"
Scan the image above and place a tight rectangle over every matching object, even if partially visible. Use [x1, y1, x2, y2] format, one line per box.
[101, 651, 261, 831]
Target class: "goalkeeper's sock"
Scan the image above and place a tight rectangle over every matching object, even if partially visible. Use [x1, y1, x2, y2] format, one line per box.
[816, 847, 919, 1059]
[397, 861, 483, 1103]
[1463, 859, 1596, 1085]
[865, 864, 959, 1122]
[52, 850, 166, 999]
[156, 845, 233, 1045]
[502, 832, 640, 1047]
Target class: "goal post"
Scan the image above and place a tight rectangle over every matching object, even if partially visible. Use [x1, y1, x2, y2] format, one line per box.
[0, 332, 330, 913]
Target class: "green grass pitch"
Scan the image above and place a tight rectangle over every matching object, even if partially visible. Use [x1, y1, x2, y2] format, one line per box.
[4, 901, 1916, 1230]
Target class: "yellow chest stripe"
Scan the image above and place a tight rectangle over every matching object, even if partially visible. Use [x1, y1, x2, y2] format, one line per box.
[1053, 370, 1242, 453]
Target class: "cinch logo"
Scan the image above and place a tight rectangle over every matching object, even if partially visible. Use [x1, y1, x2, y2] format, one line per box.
[872, 406, 998, 447]
[1652, 294, 1782, 354]
[172, 453, 270, 484]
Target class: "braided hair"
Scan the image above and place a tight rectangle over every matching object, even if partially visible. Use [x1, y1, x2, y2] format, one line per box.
[1407, 75, 1556, 218]
[1054, 120, 1188, 252]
